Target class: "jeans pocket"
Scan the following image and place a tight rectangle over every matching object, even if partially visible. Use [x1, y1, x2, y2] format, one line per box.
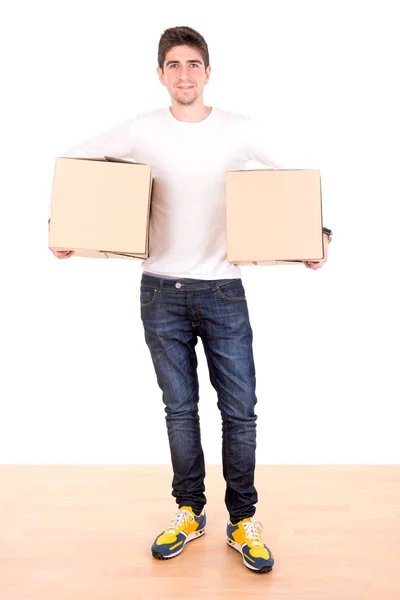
[140, 285, 158, 307]
[216, 279, 246, 301]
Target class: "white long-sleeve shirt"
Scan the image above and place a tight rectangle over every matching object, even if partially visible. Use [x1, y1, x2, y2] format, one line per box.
[49, 106, 317, 280]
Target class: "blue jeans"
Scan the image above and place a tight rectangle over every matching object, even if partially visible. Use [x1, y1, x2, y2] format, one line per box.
[140, 272, 258, 523]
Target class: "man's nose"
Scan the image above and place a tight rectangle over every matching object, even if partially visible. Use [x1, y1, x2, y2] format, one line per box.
[179, 65, 191, 77]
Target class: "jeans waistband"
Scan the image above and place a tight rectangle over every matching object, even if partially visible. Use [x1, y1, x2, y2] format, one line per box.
[141, 272, 241, 292]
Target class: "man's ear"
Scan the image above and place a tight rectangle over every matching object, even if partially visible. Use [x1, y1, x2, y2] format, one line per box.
[157, 66, 166, 86]
[204, 65, 211, 85]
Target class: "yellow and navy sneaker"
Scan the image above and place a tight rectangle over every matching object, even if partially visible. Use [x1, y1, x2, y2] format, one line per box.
[151, 506, 206, 560]
[226, 516, 274, 573]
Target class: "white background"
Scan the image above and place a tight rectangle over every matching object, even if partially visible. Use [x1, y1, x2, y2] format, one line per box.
[1, 0, 399, 464]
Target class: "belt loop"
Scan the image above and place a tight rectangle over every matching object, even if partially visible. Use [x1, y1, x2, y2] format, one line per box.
[159, 278, 164, 293]
[211, 279, 217, 292]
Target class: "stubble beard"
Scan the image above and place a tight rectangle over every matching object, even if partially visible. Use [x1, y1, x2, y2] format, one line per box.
[173, 86, 198, 106]
[175, 96, 196, 106]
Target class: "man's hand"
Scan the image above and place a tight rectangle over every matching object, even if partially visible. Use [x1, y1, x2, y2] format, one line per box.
[50, 248, 75, 259]
[303, 233, 329, 270]
[48, 219, 75, 259]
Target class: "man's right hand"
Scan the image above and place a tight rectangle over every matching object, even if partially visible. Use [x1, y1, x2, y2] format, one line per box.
[50, 248, 75, 259]
[48, 219, 75, 259]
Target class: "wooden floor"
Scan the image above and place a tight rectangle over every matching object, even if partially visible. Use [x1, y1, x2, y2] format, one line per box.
[0, 465, 399, 599]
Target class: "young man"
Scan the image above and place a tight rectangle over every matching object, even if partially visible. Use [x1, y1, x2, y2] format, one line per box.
[48, 26, 332, 573]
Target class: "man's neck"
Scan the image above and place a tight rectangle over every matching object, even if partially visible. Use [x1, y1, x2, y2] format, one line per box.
[169, 103, 212, 123]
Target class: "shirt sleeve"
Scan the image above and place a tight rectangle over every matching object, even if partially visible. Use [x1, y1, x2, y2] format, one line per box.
[242, 117, 333, 228]
[48, 117, 137, 219]
[244, 117, 318, 169]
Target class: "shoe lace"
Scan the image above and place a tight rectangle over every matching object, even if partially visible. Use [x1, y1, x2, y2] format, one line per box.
[165, 509, 195, 534]
[242, 518, 264, 546]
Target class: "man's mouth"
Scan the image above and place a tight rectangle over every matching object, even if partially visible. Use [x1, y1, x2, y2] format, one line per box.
[177, 85, 194, 90]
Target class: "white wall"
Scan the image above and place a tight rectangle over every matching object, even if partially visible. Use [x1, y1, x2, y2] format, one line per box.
[1, 0, 399, 464]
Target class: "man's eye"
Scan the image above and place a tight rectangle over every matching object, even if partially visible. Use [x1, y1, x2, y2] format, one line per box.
[190, 64, 198, 67]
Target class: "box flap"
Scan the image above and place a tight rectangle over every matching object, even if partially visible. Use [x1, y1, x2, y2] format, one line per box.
[104, 155, 147, 166]
[60, 157, 107, 161]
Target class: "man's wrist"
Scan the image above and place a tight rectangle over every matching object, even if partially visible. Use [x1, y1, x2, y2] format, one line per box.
[322, 227, 332, 244]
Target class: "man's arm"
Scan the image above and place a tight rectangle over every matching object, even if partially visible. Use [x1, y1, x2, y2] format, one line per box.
[243, 117, 332, 242]
[244, 117, 316, 169]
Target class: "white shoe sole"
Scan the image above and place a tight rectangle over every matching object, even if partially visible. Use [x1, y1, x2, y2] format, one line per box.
[226, 537, 273, 573]
[152, 527, 206, 560]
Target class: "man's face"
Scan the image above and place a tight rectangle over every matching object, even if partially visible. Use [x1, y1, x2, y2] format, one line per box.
[157, 45, 211, 105]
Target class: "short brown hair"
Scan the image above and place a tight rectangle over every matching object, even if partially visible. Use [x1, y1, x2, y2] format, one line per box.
[158, 26, 210, 72]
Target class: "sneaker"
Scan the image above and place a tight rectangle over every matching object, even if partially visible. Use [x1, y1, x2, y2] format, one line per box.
[151, 506, 206, 560]
[226, 516, 274, 573]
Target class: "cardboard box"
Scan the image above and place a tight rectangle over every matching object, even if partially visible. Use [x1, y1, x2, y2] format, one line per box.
[48, 156, 153, 260]
[226, 169, 324, 265]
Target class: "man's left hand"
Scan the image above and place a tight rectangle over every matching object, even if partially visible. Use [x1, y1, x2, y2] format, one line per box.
[303, 233, 329, 270]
